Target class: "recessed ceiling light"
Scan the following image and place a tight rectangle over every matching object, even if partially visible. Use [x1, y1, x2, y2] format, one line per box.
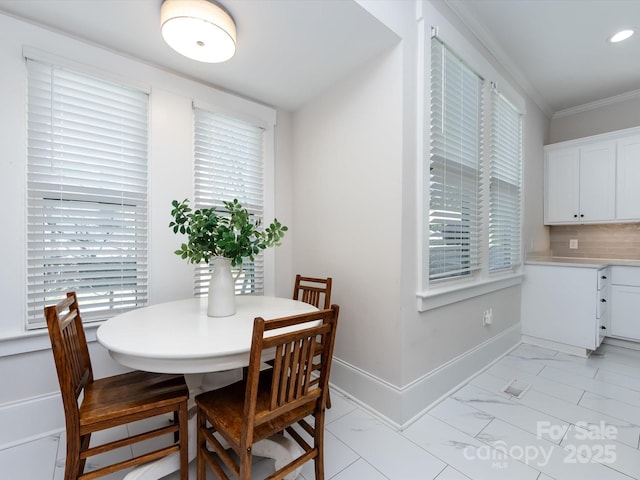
[609, 29, 635, 43]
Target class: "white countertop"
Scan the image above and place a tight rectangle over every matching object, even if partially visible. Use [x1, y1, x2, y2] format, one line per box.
[525, 256, 640, 268]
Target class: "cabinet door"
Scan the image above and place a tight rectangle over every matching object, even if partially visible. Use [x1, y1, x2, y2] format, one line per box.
[611, 285, 640, 340]
[545, 148, 579, 224]
[616, 135, 640, 220]
[521, 265, 598, 350]
[579, 141, 616, 222]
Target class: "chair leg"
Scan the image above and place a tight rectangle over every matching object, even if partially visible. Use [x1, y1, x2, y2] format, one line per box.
[314, 411, 326, 480]
[239, 444, 252, 480]
[179, 403, 189, 480]
[173, 410, 179, 444]
[65, 431, 86, 480]
[197, 409, 206, 480]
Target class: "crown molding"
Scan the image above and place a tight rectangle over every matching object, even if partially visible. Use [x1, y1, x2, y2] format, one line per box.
[552, 88, 640, 119]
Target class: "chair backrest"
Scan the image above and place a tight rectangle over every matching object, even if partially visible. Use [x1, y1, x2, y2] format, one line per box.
[293, 275, 332, 309]
[243, 305, 339, 440]
[45, 292, 93, 423]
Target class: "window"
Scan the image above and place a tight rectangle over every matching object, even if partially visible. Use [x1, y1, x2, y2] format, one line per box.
[26, 59, 149, 329]
[428, 36, 483, 282]
[193, 107, 266, 296]
[424, 31, 524, 298]
[489, 87, 522, 272]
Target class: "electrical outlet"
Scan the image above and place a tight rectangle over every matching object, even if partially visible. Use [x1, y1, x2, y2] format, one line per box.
[569, 239, 578, 249]
[483, 308, 493, 326]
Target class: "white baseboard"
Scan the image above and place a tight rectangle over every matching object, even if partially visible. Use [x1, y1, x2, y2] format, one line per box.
[0, 393, 64, 450]
[521, 335, 591, 358]
[330, 323, 522, 429]
[602, 336, 640, 351]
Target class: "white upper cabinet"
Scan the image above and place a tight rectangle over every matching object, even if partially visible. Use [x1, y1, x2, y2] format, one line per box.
[578, 141, 616, 222]
[544, 127, 640, 225]
[616, 135, 640, 221]
[545, 148, 580, 223]
[544, 141, 615, 224]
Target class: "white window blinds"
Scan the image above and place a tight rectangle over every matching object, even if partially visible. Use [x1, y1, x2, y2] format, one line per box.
[489, 89, 522, 272]
[193, 107, 265, 296]
[26, 59, 149, 329]
[428, 37, 484, 281]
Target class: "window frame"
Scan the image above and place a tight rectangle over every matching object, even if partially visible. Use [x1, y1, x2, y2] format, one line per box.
[192, 106, 267, 297]
[418, 23, 525, 312]
[25, 56, 150, 329]
[428, 36, 484, 283]
[191, 99, 278, 298]
[488, 87, 523, 273]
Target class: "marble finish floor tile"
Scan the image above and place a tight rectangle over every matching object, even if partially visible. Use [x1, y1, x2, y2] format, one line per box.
[328, 458, 388, 480]
[539, 363, 640, 408]
[403, 414, 540, 480]
[327, 408, 446, 480]
[462, 378, 570, 443]
[479, 418, 633, 480]
[579, 391, 640, 428]
[562, 424, 640, 478]
[434, 465, 472, 479]
[427, 397, 494, 437]
[513, 382, 640, 449]
[0, 435, 58, 480]
[485, 362, 585, 403]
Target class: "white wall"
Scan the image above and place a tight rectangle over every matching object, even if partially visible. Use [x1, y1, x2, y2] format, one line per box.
[292, 41, 405, 389]
[549, 95, 640, 144]
[291, 0, 549, 427]
[0, 12, 291, 447]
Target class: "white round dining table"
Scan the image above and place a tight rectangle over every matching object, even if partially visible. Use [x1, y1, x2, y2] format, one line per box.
[96, 295, 318, 480]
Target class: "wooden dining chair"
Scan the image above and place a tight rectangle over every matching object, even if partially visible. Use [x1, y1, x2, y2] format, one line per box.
[293, 274, 332, 309]
[293, 274, 333, 407]
[45, 292, 190, 480]
[195, 305, 339, 480]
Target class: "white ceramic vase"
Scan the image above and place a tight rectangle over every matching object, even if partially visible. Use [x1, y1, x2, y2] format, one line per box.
[207, 257, 236, 317]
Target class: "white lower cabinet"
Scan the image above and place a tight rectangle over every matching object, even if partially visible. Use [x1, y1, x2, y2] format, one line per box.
[522, 264, 609, 354]
[610, 267, 640, 340]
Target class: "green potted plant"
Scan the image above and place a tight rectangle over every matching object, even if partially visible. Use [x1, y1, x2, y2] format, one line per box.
[169, 198, 287, 316]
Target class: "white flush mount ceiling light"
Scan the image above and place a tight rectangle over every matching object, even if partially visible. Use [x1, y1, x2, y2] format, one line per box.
[161, 0, 236, 63]
[609, 29, 635, 43]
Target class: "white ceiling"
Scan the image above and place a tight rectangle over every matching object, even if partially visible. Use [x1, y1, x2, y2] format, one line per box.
[447, 0, 640, 115]
[0, 0, 399, 111]
[0, 0, 638, 115]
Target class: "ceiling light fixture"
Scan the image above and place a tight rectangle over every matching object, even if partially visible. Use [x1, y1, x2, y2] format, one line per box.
[160, 0, 236, 63]
[609, 29, 635, 43]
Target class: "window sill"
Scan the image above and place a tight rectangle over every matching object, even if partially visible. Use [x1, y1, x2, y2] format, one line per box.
[417, 273, 524, 312]
[0, 322, 101, 358]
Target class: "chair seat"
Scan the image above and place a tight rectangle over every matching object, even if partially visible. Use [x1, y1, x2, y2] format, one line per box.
[80, 371, 189, 430]
[196, 370, 316, 450]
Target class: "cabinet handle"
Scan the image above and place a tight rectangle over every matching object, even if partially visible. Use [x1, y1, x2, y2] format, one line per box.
[601, 325, 607, 330]
[601, 275, 607, 279]
[574, 214, 578, 218]
[580, 214, 584, 218]
[601, 298, 607, 303]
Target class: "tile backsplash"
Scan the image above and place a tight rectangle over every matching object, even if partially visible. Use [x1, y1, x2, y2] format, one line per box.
[550, 223, 640, 259]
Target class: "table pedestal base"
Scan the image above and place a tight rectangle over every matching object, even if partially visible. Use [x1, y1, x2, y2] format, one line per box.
[122, 371, 304, 480]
